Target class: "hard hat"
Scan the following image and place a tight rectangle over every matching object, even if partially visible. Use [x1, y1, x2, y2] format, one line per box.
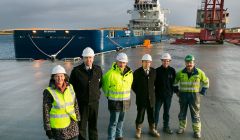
[141, 54, 152, 61]
[116, 52, 128, 62]
[161, 53, 171, 60]
[185, 54, 195, 61]
[82, 47, 95, 57]
[52, 65, 66, 74]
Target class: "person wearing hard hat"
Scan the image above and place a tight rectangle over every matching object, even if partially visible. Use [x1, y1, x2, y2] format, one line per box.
[154, 53, 176, 134]
[69, 47, 102, 140]
[132, 54, 160, 139]
[173, 54, 209, 139]
[43, 65, 80, 140]
[102, 52, 133, 140]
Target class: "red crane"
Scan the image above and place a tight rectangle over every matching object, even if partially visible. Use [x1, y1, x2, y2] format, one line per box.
[172, 0, 240, 45]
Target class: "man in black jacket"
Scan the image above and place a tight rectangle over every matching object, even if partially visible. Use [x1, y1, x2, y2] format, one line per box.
[70, 47, 102, 140]
[132, 54, 160, 139]
[155, 53, 176, 134]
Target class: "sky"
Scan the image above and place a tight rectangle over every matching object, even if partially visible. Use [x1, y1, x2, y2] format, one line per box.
[0, 0, 239, 30]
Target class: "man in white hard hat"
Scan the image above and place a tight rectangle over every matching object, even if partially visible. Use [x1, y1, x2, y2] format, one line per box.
[43, 65, 80, 140]
[132, 54, 160, 139]
[102, 52, 133, 140]
[155, 53, 176, 134]
[70, 47, 102, 140]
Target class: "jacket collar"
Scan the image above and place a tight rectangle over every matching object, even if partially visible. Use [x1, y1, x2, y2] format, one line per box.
[182, 67, 198, 75]
[111, 62, 132, 76]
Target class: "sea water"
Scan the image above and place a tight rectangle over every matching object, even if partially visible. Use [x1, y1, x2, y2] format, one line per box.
[0, 35, 15, 59]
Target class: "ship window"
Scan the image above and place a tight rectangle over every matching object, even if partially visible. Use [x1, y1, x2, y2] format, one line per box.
[109, 31, 115, 38]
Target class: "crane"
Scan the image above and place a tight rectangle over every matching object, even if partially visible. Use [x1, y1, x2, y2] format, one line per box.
[172, 0, 240, 44]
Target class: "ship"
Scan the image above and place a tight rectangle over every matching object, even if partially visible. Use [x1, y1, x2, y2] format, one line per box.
[14, 0, 169, 60]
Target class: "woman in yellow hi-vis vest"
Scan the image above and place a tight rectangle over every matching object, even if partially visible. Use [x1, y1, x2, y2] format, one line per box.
[43, 65, 80, 140]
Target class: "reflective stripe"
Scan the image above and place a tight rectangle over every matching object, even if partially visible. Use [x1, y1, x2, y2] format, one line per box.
[173, 83, 178, 86]
[49, 86, 75, 109]
[180, 87, 198, 91]
[52, 102, 74, 109]
[108, 91, 131, 95]
[67, 110, 75, 116]
[50, 114, 69, 118]
[107, 90, 131, 101]
[49, 88, 62, 109]
[68, 86, 75, 102]
[108, 96, 130, 101]
[180, 82, 199, 86]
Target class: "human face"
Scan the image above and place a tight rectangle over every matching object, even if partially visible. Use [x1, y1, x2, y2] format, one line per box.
[185, 61, 195, 71]
[54, 73, 65, 86]
[83, 56, 94, 67]
[142, 60, 151, 69]
[116, 61, 127, 70]
[161, 59, 171, 68]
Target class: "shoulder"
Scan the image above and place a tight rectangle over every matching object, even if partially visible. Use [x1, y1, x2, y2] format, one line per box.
[72, 64, 83, 72]
[196, 68, 206, 75]
[93, 65, 102, 72]
[134, 67, 142, 73]
[169, 66, 176, 72]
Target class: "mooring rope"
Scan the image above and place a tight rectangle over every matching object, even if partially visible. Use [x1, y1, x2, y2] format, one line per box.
[28, 34, 75, 59]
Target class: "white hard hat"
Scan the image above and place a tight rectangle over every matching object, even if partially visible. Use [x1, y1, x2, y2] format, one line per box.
[52, 65, 66, 74]
[141, 54, 152, 61]
[82, 47, 95, 57]
[161, 53, 172, 60]
[116, 52, 128, 62]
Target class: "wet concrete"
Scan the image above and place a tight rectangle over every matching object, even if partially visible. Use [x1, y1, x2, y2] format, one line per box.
[1, 42, 240, 139]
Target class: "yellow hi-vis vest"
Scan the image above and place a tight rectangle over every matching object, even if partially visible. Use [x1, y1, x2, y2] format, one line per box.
[47, 85, 77, 129]
[102, 62, 133, 101]
[174, 68, 209, 93]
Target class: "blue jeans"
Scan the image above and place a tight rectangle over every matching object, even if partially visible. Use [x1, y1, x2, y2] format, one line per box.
[108, 111, 125, 140]
[155, 96, 172, 128]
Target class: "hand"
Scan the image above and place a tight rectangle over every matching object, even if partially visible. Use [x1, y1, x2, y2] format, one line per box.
[46, 130, 53, 139]
[200, 87, 207, 96]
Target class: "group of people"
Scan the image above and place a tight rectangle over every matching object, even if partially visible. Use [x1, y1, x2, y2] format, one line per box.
[43, 47, 209, 140]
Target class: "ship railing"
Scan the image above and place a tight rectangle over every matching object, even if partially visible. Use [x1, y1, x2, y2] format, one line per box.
[62, 57, 81, 63]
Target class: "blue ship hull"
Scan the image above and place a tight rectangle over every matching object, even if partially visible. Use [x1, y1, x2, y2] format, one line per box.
[14, 30, 168, 59]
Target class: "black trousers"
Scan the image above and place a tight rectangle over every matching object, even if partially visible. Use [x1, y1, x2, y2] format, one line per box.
[78, 102, 99, 140]
[135, 101, 155, 125]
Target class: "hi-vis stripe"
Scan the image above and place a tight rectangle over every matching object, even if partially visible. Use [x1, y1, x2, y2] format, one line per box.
[107, 91, 131, 101]
[180, 87, 198, 91]
[49, 86, 75, 109]
[180, 82, 199, 86]
[50, 110, 75, 118]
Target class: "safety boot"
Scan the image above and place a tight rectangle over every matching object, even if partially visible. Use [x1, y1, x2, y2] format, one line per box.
[149, 124, 160, 137]
[194, 132, 201, 139]
[163, 127, 173, 134]
[135, 124, 142, 139]
[177, 128, 185, 134]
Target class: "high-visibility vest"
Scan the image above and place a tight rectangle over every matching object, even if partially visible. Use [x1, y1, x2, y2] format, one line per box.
[174, 68, 209, 93]
[102, 62, 133, 101]
[47, 84, 77, 129]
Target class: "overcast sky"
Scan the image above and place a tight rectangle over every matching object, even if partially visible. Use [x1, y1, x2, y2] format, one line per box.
[0, 0, 239, 30]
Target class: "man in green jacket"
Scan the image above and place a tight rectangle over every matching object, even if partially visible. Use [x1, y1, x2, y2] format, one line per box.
[174, 54, 209, 139]
[102, 52, 133, 140]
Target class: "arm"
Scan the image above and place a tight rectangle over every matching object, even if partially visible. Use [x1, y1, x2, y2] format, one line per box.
[200, 70, 209, 96]
[42, 89, 53, 131]
[74, 98, 80, 121]
[102, 71, 110, 97]
[131, 71, 137, 94]
[99, 68, 103, 89]
[173, 71, 180, 95]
